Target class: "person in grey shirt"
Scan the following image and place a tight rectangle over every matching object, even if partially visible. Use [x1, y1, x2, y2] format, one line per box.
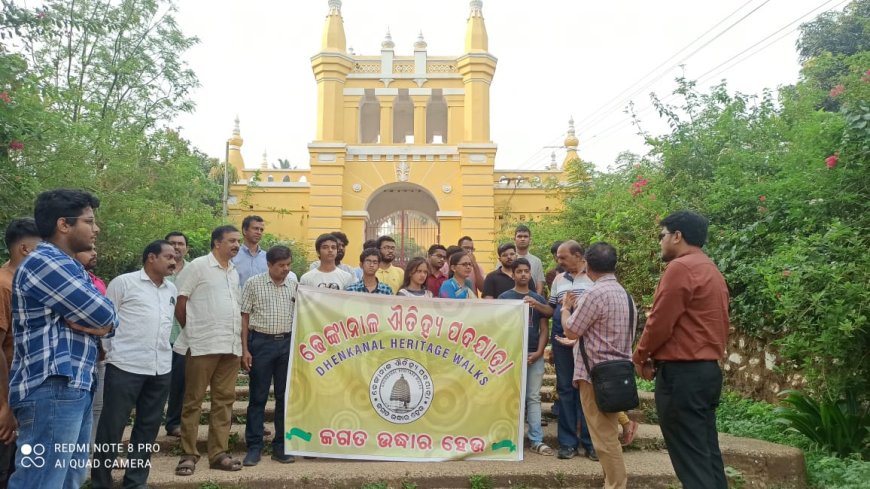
[515, 224, 546, 295]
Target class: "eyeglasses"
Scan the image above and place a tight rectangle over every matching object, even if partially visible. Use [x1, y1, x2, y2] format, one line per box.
[658, 231, 673, 241]
[363, 259, 380, 266]
[63, 217, 98, 228]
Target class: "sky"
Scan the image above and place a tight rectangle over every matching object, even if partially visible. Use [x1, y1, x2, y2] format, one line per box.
[173, 0, 848, 171]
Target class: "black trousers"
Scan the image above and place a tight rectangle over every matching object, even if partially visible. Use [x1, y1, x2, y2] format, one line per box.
[91, 364, 171, 489]
[164, 351, 186, 432]
[245, 331, 290, 454]
[655, 360, 728, 489]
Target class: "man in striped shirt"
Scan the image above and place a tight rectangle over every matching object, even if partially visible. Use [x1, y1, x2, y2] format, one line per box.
[240, 245, 297, 466]
[564, 242, 634, 489]
[9, 189, 118, 489]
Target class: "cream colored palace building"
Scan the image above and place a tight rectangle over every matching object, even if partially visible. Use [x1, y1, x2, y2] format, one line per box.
[227, 1, 580, 269]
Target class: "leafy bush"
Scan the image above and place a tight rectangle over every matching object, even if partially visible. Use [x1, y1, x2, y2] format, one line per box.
[775, 390, 870, 460]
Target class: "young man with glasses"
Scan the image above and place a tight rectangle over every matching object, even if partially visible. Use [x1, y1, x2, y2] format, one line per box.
[425, 244, 449, 294]
[375, 236, 403, 293]
[9, 189, 118, 488]
[345, 248, 394, 295]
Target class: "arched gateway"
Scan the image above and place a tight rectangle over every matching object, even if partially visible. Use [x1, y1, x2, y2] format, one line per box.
[365, 183, 440, 265]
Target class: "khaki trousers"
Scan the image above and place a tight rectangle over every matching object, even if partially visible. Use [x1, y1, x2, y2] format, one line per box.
[579, 380, 627, 489]
[180, 352, 239, 464]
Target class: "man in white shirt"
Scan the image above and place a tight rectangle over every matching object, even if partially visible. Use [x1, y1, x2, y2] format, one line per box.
[173, 225, 244, 475]
[91, 240, 178, 489]
[300, 233, 354, 289]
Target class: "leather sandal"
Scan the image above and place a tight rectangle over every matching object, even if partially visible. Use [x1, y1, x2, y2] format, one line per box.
[209, 452, 243, 471]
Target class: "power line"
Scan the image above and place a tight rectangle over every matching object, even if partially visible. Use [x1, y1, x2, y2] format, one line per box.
[574, 0, 771, 132]
[581, 0, 847, 153]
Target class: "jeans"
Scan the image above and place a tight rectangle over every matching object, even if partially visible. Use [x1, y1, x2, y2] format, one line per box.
[91, 364, 170, 489]
[656, 361, 727, 489]
[164, 351, 186, 432]
[551, 340, 593, 452]
[245, 332, 290, 454]
[9, 376, 93, 489]
[525, 356, 545, 444]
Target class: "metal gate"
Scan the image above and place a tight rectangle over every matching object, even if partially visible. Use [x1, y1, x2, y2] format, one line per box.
[365, 210, 440, 266]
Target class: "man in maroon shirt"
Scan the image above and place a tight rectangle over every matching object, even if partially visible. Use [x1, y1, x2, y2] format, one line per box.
[425, 244, 448, 294]
[633, 211, 730, 489]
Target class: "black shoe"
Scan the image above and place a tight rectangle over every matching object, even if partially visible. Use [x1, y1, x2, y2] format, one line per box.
[582, 447, 599, 461]
[271, 453, 296, 464]
[243, 448, 261, 467]
[557, 447, 576, 459]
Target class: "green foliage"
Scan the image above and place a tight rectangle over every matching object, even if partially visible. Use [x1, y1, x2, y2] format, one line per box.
[468, 474, 494, 489]
[0, 0, 222, 278]
[359, 483, 389, 489]
[775, 390, 870, 459]
[261, 233, 310, 279]
[716, 390, 870, 488]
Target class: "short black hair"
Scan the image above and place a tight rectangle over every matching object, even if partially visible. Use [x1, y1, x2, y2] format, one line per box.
[362, 239, 378, 250]
[550, 240, 565, 256]
[360, 247, 380, 263]
[241, 215, 264, 231]
[4, 217, 39, 250]
[660, 211, 709, 247]
[164, 231, 188, 245]
[267, 245, 292, 264]
[142, 240, 172, 264]
[513, 257, 531, 271]
[315, 233, 339, 252]
[428, 244, 447, 256]
[585, 242, 618, 273]
[210, 225, 239, 249]
[497, 242, 516, 255]
[446, 245, 463, 258]
[376, 235, 396, 249]
[33, 189, 100, 239]
[457, 236, 473, 246]
[514, 224, 531, 236]
[331, 231, 349, 246]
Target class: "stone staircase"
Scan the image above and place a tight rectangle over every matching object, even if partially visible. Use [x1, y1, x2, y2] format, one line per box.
[109, 372, 806, 488]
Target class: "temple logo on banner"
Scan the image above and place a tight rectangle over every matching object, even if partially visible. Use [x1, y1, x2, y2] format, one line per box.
[284, 285, 529, 462]
[370, 358, 434, 424]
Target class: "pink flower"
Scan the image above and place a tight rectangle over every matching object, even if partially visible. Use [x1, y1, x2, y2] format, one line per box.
[8, 140, 24, 151]
[782, 270, 792, 277]
[863, 69, 870, 83]
[0, 91, 10, 104]
[759, 195, 766, 202]
[829, 84, 845, 97]
[825, 153, 839, 169]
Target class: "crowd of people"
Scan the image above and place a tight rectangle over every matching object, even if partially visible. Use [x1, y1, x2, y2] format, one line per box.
[0, 187, 730, 489]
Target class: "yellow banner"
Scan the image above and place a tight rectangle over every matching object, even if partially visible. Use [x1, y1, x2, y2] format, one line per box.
[284, 285, 528, 461]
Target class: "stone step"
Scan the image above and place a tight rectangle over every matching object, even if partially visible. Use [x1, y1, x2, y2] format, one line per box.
[113, 423, 804, 488]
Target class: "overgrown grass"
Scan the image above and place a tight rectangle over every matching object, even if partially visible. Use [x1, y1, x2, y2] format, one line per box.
[715, 391, 870, 488]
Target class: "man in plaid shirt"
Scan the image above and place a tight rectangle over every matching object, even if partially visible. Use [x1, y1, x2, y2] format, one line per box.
[9, 189, 118, 489]
[563, 242, 635, 489]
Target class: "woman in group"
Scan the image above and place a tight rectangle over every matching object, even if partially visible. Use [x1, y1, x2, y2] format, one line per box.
[438, 251, 476, 299]
[396, 257, 433, 297]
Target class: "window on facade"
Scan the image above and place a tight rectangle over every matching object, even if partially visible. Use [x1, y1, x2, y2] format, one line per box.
[267, 175, 274, 182]
[282, 175, 291, 182]
[393, 88, 414, 144]
[359, 89, 381, 143]
[426, 88, 448, 144]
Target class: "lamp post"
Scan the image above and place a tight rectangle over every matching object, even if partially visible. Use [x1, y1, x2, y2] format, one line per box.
[222, 141, 229, 218]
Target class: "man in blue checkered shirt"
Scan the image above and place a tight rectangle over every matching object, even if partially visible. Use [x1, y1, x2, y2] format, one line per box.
[9, 189, 118, 489]
[344, 248, 394, 295]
